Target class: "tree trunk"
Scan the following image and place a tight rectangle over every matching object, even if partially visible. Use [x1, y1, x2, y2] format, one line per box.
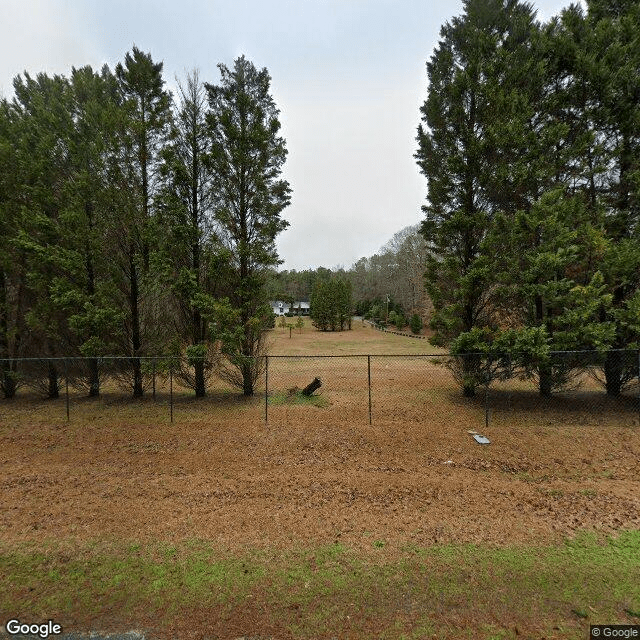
[47, 362, 59, 399]
[194, 359, 205, 398]
[88, 357, 100, 397]
[604, 350, 623, 397]
[129, 245, 143, 398]
[2, 363, 17, 399]
[0, 270, 15, 399]
[461, 354, 477, 398]
[302, 377, 322, 396]
[539, 362, 553, 398]
[191, 159, 205, 397]
[242, 363, 254, 397]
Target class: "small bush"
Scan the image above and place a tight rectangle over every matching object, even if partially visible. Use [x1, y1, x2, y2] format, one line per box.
[410, 314, 423, 334]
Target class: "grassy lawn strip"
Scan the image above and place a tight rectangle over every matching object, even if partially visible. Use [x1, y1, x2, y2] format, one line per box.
[1, 532, 639, 639]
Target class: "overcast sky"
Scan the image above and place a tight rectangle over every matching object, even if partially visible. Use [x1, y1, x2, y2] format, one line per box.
[1, 0, 582, 271]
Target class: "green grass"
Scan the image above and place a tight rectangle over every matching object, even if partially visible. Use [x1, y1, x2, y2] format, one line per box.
[267, 389, 329, 407]
[2, 532, 639, 638]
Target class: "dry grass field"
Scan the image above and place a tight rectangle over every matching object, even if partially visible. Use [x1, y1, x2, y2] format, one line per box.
[1, 319, 639, 639]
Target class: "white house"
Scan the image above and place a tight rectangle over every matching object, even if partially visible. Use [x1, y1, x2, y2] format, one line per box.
[270, 300, 310, 316]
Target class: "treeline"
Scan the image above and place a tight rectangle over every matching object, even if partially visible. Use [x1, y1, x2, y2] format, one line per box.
[417, 0, 640, 396]
[0, 49, 290, 398]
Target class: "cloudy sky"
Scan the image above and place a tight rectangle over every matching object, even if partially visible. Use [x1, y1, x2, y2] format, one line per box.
[1, 0, 581, 271]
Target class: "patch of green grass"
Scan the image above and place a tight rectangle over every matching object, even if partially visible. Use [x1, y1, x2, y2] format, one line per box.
[0, 540, 265, 616]
[267, 390, 329, 407]
[1, 532, 639, 639]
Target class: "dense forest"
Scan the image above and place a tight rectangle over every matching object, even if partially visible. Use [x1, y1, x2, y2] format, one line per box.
[0, 51, 290, 398]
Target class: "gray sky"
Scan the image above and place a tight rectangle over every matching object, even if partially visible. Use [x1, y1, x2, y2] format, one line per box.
[1, 0, 582, 271]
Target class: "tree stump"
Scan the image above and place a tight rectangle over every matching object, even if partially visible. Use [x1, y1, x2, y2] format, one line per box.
[302, 377, 322, 396]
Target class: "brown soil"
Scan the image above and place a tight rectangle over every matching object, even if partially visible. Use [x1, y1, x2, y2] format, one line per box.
[1, 379, 638, 550]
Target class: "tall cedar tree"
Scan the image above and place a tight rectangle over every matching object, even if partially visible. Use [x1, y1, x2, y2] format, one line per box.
[478, 8, 614, 396]
[437, 3, 617, 396]
[4, 73, 73, 398]
[310, 278, 352, 332]
[415, 0, 540, 395]
[56, 66, 126, 395]
[0, 93, 29, 397]
[586, 0, 640, 394]
[115, 48, 172, 396]
[156, 70, 222, 396]
[205, 57, 291, 396]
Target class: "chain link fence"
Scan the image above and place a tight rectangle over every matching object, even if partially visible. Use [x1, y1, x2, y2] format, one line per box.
[1, 351, 639, 427]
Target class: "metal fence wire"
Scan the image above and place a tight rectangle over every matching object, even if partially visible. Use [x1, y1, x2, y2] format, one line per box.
[0, 351, 639, 427]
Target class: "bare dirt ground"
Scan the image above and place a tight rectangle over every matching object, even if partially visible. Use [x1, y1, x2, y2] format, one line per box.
[1, 322, 639, 638]
[1, 400, 639, 550]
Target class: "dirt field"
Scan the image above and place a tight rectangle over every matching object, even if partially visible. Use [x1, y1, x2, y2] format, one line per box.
[1, 387, 638, 550]
[1, 321, 639, 638]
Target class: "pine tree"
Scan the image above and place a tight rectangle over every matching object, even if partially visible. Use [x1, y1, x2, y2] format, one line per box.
[4, 72, 75, 397]
[115, 47, 172, 396]
[205, 56, 291, 396]
[310, 278, 352, 332]
[415, 0, 541, 395]
[486, 190, 613, 395]
[156, 70, 222, 397]
[586, 0, 640, 394]
[0, 95, 28, 397]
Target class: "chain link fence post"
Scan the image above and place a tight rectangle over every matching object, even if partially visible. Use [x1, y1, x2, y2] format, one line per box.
[265, 355, 269, 424]
[64, 358, 70, 422]
[169, 358, 174, 423]
[367, 355, 372, 425]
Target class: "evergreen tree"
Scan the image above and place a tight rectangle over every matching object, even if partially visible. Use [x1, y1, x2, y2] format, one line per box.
[415, 0, 541, 395]
[310, 278, 352, 332]
[56, 66, 126, 394]
[6, 68, 126, 397]
[416, 0, 541, 343]
[205, 56, 291, 396]
[4, 72, 74, 397]
[0, 94, 29, 397]
[585, 0, 640, 394]
[156, 70, 217, 397]
[486, 190, 613, 395]
[115, 47, 172, 396]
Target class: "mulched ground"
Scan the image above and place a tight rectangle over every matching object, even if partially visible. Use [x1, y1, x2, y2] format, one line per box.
[1, 390, 638, 551]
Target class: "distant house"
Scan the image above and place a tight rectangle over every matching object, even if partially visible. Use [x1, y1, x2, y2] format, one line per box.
[270, 300, 310, 316]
